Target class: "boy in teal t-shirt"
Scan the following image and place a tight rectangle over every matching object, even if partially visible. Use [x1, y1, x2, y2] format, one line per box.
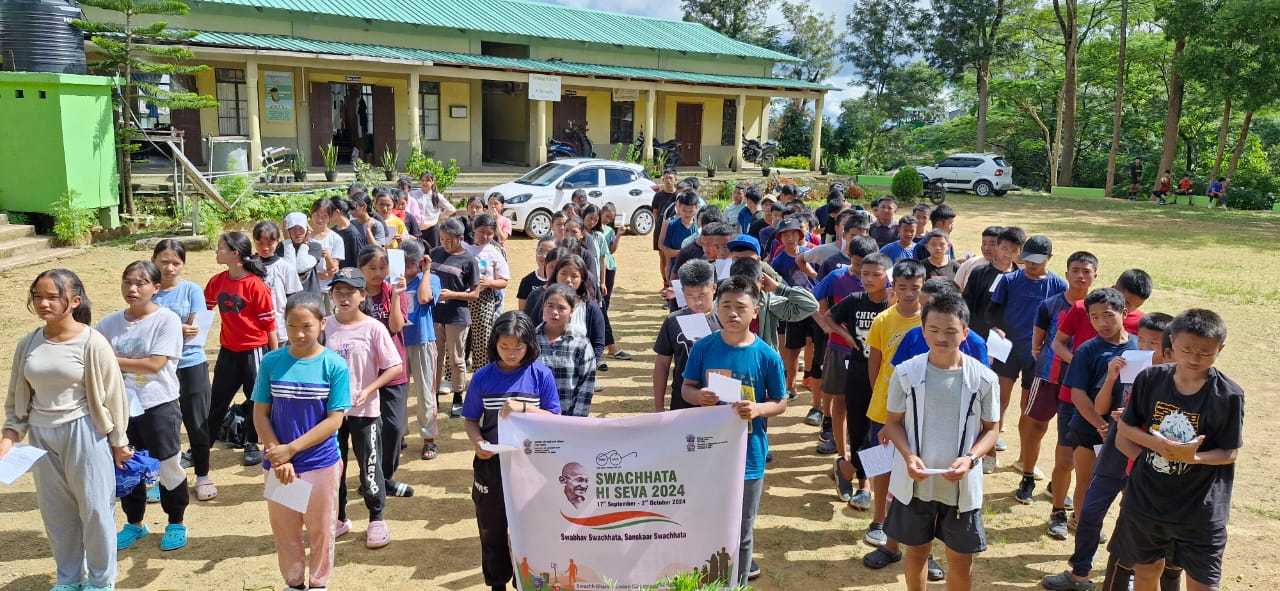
[683, 276, 788, 585]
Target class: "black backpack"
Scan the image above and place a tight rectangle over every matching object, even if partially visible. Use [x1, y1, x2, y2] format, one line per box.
[220, 402, 249, 449]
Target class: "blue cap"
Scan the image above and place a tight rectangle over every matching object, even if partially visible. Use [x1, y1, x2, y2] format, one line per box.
[726, 234, 760, 256]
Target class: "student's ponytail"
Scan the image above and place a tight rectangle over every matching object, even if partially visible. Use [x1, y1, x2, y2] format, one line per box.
[242, 255, 269, 280]
[221, 231, 269, 280]
[29, 268, 93, 325]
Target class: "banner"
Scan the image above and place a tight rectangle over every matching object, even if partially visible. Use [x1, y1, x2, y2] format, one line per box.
[498, 407, 747, 591]
[263, 71, 294, 122]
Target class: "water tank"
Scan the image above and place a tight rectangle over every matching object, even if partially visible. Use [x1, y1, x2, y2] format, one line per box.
[0, 0, 88, 74]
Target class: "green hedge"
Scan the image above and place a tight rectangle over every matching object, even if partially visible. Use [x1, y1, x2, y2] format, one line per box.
[774, 156, 811, 170]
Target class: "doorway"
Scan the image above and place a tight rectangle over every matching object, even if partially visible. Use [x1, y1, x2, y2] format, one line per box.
[675, 102, 703, 166]
[481, 80, 529, 165]
[169, 74, 204, 165]
[551, 94, 588, 151]
[309, 82, 395, 166]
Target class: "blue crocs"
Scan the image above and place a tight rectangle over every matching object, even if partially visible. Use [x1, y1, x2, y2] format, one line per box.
[82, 585, 114, 591]
[117, 523, 149, 550]
[159, 524, 188, 551]
[49, 584, 81, 591]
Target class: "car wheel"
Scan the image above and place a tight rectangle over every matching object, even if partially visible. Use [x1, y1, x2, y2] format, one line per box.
[993, 189, 1008, 197]
[973, 180, 994, 197]
[525, 209, 553, 239]
[629, 207, 655, 236]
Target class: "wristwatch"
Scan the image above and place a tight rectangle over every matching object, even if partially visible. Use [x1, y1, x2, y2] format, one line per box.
[967, 454, 981, 469]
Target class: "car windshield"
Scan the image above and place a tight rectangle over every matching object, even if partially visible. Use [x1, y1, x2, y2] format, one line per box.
[515, 163, 574, 186]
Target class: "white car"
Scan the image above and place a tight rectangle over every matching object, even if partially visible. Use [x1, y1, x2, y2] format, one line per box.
[915, 153, 1014, 197]
[492, 158, 657, 239]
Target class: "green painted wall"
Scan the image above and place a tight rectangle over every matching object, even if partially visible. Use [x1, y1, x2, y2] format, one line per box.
[0, 72, 118, 213]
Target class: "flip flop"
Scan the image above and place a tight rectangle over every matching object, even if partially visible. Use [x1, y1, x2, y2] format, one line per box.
[160, 524, 188, 551]
[421, 442, 438, 461]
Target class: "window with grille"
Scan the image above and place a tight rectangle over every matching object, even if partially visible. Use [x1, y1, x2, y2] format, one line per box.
[720, 98, 736, 146]
[610, 100, 635, 144]
[419, 81, 441, 142]
[215, 68, 248, 135]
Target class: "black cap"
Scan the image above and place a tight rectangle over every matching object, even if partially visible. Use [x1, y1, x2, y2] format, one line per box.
[329, 268, 366, 289]
[1019, 235, 1053, 264]
[775, 217, 804, 236]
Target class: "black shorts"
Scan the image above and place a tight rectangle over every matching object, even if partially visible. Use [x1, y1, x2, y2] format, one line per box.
[886, 498, 987, 554]
[820, 346, 850, 394]
[1056, 401, 1077, 447]
[1067, 425, 1103, 449]
[1108, 508, 1226, 586]
[783, 316, 822, 350]
[992, 355, 1035, 387]
[126, 399, 184, 460]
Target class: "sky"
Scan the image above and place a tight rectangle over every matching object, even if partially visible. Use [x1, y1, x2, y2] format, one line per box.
[535, 0, 863, 120]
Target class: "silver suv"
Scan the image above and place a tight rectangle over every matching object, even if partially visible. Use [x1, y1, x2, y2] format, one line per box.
[915, 153, 1014, 197]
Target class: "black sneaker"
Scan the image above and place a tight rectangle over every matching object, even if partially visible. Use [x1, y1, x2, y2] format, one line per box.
[179, 449, 193, 469]
[926, 554, 945, 581]
[747, 560, 761, 580]
[1048, 508, 1070, 540]
[816, 439, 837, 455]
[597, 362, 609, 372]
[1042, 570, 1095, 590]
[803, 408, 823, 426]
[819, 416, 833, 442]
[242, 443, 262, 466]
[832, 458, 853, 502]
[1015, 475, 1036, 505]
[1045, 481, 1074, 509]
[449, 403, 463, 418]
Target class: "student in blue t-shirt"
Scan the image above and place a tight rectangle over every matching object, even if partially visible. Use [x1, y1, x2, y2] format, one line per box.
[987, 235, 1067, 469]
[879, 216, 919, 263]
[891, 278, 990, 368]
[400, 240, 442, 461]
[660, 191, 701, 278]
[683, 276, 788, 585]
[251, 293, 351, 591]
[462, 311, 561, 591]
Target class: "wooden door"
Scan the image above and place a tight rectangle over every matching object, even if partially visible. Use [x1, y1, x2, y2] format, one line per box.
[551, 95, 587, 143]
[675, 102, 703, 166]
[372, 85, 396, 167]
[310, 82, 333, 164]
[168, 75, 204, 165]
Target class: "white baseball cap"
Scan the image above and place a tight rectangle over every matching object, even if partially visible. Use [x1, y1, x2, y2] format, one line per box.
[284, 212, 308, 231]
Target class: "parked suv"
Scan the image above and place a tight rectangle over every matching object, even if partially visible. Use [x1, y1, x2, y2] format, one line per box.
[915, 153, 1013, 197]
[491, 158, 656, 239]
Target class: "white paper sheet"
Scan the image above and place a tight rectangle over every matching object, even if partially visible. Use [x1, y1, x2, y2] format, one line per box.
[675, 313, 712, 341]
[1119, 350, 1155, 384]
[264, 471, 313, 513]
[670, 280, 687, 308]
[479, 442, 519, 454]
[986, 330, 1013, 363]
[185, 309, 216, 347]
[715, 258, 732, 279]
[0, 444, 47, 485]
[857, 443, 895, 478]
[387, 248, 406, 285]
[707, 372, 742, 403]
[920, 468, 954, 475]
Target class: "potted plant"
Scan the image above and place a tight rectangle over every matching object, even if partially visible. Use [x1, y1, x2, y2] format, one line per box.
[820, 153, 834, 175]
[699, 156, 718, 178]
[761, 166, 771, 177]
[320, 142, 339, 182]
[290, 153, 308, 182]
[381, 145, 398, 181]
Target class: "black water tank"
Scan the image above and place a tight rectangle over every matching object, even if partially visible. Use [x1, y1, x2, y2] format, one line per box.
[0, 0, 87, 74]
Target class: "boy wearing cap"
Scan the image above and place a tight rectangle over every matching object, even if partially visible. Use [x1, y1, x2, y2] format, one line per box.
[869, 197, 900, 248]
[986, 235, 1067, 473]
[770, 217, 819, 402]
[880, 216, 919, 263]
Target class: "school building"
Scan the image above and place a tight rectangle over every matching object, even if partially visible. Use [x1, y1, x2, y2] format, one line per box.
[83, 0, 831, 172]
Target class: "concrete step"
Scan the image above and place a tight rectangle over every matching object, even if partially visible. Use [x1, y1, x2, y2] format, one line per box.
[0, 236, 54, 259]
[0, 213, 9, 225]
[0, 245, 86, 275]
[0, 224, 37, 242]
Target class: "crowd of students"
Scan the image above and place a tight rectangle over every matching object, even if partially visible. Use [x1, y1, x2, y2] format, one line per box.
[0, 168, 1244, 591]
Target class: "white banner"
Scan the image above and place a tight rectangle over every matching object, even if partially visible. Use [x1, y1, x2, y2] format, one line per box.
[529, 73, 562, 102]
[498, 407, 747, 591]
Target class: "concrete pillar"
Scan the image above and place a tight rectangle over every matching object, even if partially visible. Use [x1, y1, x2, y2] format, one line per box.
[759, 98, 770, 141]
[245, 59, 262, 169]
[733, 93, 745, 172]
[643, 88, 656, 163]
[408, 71, 421, 152]
[469, 80, 483, 168]
[535, 100, 548, 166]
[810, 94, 824, 171]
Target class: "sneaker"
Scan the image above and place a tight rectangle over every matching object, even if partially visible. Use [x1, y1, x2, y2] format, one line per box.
[863, 522, 887, 547]
[117, 523, 149, 550]
[1012, 459, 1046, 481]
[608, 350, 633, 360]
[803, 408, 824, 426]
[849, 489, 872, 511]
[597, 362, 609, 372]
[787, 391, 798, 401]
[334, 519, 352, 538]
[1042, 570, 1095, 591]
[146, 482, 160, 503]
[1048, 509, 1070, 540]
[386, 480, 415, 498]
[982, 456, 997, 474]
[1068, 514, 1078, 531]
[816, 440, 838, 455]
[832, 458, 853, 502]
[242, 443, 262, 466]
[449, 403, 463, 418]
[1015, 475, 1036, 505]
[819, 416, 833, 442]
[179, 449, 193, 469]
[439, 383, 453, 395]
[927, 554, 945, 581]
[994, 438, 1008, 452]
[366, 520, 390, 549]
[747, 560, 761, 580]
[1065, 495, 1074, 511]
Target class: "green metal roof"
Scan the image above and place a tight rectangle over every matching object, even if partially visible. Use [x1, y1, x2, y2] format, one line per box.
[189, 0, 800, 62]
[188, 31, 835, 91]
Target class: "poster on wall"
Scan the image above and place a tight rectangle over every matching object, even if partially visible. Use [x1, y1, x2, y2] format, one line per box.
[529, 73, 562, 102]
[498, 406, 747, 591]
[264, 71, 294, 122]
[612, 88, 639, 102]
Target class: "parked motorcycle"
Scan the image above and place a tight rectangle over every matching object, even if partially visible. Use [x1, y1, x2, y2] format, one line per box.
[741, 134, 778, 168]
[547, 121, 595, 161]
[922, 178, 947, 205]
[632, 131, 682, 169]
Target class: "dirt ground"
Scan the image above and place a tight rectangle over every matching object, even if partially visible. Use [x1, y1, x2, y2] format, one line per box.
[0, 194, 1275, 591]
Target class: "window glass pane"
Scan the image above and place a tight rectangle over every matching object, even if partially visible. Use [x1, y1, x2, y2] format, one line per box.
[424, 110, 440, 125]
[424, 124, 440, 141]
[565, 168, 598, 186]
[721, 99, 736, 146]
[423, 95, 440, 109]
[604, 168, 633, 186]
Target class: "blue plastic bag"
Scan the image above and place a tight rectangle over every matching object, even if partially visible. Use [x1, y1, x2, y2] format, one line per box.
[115, 449, 160, 498]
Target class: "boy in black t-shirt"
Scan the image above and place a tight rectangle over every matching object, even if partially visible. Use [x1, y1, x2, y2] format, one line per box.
[652, 260, 720, 412]
[1111, 309, 1243, 591]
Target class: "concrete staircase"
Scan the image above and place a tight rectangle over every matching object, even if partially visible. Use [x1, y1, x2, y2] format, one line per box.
[0, 214, 85, 274]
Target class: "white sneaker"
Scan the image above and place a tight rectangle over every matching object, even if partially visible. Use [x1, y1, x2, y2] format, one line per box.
[982, 456, 997, 474]
[1012, 459, 1046, 481]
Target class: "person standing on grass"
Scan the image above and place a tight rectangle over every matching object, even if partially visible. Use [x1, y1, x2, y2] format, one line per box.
[463, 311, 561, 591]
[152, 240, 218, 502]
[2, 269, 130, 591]
[400, 240, 441, 462]
[1128, 158, 1143, 201]
[535, 284, 597, 417]
[355, 246, 413, 498]
[252, 293, 350, 591]
[883, 292, 1000, 591]
[206, 231, 278, 467]
[99, 261, 189, 553]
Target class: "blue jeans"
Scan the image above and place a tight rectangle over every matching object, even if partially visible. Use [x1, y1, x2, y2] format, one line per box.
[1069, 472, 1125, 577]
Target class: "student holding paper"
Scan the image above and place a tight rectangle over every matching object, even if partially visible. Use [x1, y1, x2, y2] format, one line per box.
[682, 276, 788, 584]
[355, 246, 412, 498]
[2, 269, 130, 591]
[152, 239, 219, 501]
[652, 260, 719, 412]
[252, 293, 351, 591]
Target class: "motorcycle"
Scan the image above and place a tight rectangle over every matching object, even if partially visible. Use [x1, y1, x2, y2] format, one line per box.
[632, 131, 681, 169]
[547, 121, 595, 161]
[741, 134, 778, 168]
[921, 177, 947, 205]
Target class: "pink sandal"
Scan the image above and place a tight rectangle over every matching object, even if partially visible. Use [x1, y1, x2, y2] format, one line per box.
[195, 480, 218, 501]
[366, 520, 390, 549]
